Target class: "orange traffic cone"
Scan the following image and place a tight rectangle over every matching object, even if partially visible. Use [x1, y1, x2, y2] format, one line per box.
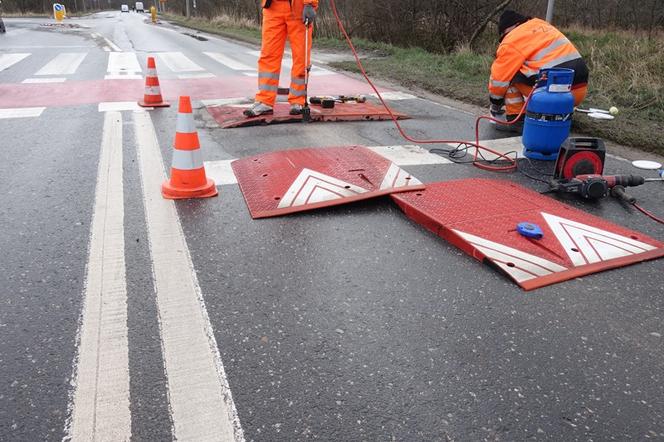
[161, 96, 218, 199]
[139, 56, 169, 108]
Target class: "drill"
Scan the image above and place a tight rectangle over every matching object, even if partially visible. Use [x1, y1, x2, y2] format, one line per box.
[549, 174, 646, 199]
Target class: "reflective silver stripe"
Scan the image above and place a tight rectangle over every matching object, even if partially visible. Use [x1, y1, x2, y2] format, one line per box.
[259, 84, 278, 92]
[176, 113, 196, 133]
[146, 68, 157, 77]
[529, 37, 570, 63]
[490, 79, 510, 88]
[171, 149, 203, 170]
[542, 51, 581, 69]
[290, 78, 306, 86]
[258, 72, 280, 80]
[490, 94, 504, 100]
[144, 86, 162, 95]
[505, 97, 524, 104]
[289, 88, 306, 97]
[523, 69, 538, 77]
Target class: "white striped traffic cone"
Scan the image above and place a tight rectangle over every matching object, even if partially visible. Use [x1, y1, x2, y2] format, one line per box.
[139, 56, 169, 108]
[161, 96, 217, 199]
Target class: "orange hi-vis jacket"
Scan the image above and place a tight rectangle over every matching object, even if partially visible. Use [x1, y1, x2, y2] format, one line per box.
[489, 18, 588, 106]
[256, 0, 319, 106]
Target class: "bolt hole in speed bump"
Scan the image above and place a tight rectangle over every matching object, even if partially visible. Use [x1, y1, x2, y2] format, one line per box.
[391, 179, 664, 290]
[231, 146, 424, 219]
[207, 102, 409, 129]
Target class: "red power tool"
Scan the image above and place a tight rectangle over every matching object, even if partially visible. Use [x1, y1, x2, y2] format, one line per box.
[549, 174, 646, 199]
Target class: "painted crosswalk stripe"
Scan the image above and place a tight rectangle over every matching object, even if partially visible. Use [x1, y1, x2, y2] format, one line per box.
[134, 111, 244, 441]
[22, 77, 67, 84]
[98, 101, 149, 112]
[157, 52, 205, 73]
[177, 72, 215, 79]
[204, 52, 255, 71]
[105, 52, 142, 80]
[65, 111, 131, 441]
[0, 107, 46, 119]
[203, 144, 452, 187]
[0, 53, 30, 72]
[35, 52, 87, 76]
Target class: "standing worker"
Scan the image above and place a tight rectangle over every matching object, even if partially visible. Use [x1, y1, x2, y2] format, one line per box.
[244, 0, 319, 117]
[488, 10, 589, 130]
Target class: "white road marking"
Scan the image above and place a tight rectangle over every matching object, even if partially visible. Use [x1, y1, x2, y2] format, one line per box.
[103, 37, 122, 52]
[157, 52, 205, 73]
[98, 101, 149, 112]
[0, 107, 46, 119]
[133, 111, 244, 441]
[371, 91, 416, 101]
[105, 52, 142, 79]
[368, 145, 452, 165]
[244, 49, 332, 75]
[204, 52, 255, 71]
[177, 72, 215, 79]
[22, 77, 67, 83]
[203, 160, 237, 185]
[65, 111, 131, 441]
[200, 97, 250, 107]
[35, 52, 87, 76]
[204, 145, 454, 185]
[446, 136, 522, 161]
[0, 53, 30, 72]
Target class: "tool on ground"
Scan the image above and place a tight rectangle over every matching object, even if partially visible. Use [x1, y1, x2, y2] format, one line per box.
[309, 95, 367, 109]
[162, 96, 217, 200]
[554, 137, 606, 180]
[576, 106, 619, 115]
[139, 56, 169, 108]
[516, 222, 544, 239]
[548, 174, 647, 199]
[302, 20, 312, 123]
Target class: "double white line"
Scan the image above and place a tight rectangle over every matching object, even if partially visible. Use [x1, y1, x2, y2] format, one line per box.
[65, 111, 243, 441]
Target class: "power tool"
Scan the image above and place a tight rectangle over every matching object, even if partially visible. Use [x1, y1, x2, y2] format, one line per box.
[548, 174, 648, 199]
[309, 95, 367, 109]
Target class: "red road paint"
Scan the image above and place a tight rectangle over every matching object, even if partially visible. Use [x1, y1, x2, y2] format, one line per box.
[207, 101, 409, 129]
[231, 146, 424, 218]
[0, 74, 383, 109]
[391, 179, 664, 290]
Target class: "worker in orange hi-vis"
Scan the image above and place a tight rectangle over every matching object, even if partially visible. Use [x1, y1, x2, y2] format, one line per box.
[488, 10, 589, 131]
[244, 0, 319, 117]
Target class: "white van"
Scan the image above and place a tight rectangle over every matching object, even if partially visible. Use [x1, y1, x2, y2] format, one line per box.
[135, 2, 144, 12]
[121, 4, 129, 12]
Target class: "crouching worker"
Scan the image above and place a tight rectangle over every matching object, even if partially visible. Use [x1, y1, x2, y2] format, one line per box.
[244, 0, 318, 117]
[488, 10, 589, 131]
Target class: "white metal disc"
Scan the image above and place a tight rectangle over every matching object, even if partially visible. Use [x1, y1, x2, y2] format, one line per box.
[632, 160, 662, 170]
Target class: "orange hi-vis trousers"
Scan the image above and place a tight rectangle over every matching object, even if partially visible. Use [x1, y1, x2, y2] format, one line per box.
[255, 0, 314, 107]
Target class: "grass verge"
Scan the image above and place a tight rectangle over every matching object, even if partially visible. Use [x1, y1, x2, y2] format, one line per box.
[163, 15, 663, 155]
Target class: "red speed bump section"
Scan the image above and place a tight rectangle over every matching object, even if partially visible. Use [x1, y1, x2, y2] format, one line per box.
[207, 102, 409, 129]
[391, 179, 664, 290]
[231, 146, 424, 218]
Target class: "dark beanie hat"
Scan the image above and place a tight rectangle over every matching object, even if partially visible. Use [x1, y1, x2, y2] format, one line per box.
[498, 10, 529, 36]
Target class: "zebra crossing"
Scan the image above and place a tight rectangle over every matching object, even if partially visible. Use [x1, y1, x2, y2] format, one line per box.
[0, 49, 334, 85]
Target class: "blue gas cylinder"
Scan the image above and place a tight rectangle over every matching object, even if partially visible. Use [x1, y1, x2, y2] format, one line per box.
[522, 68, 575, 161]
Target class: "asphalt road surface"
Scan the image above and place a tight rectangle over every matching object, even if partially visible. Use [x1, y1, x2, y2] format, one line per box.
[1, 11, 663, 442]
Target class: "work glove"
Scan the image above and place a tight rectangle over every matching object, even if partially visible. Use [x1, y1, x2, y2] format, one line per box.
[490, 103, 505, 117]
[303, 4, 316, 25]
